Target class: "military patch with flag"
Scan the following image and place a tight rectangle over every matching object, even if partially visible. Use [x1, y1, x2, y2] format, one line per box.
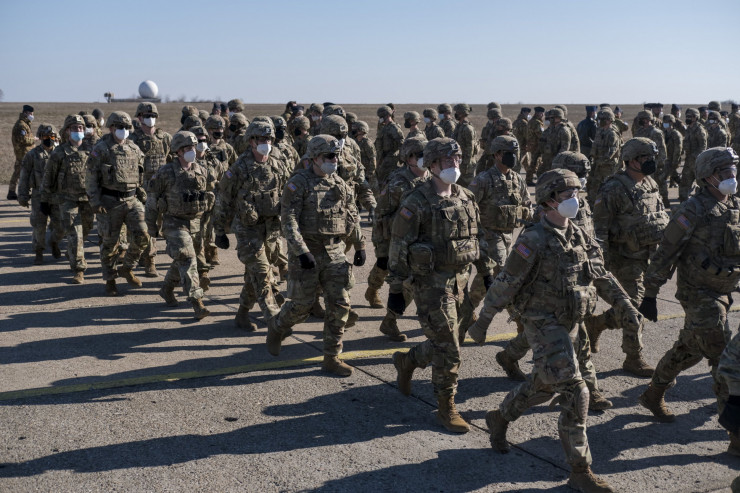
[399, 207, 414, 220]
[287, 183, 297, 192]
[676, 214, 691, 230]
[515, 242, 532, 259]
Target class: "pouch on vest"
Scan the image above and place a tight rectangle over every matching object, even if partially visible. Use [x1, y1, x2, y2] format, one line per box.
[251, 188, 281, 218]
[238, 199, 259, 226]
[318, 203, 347, 236]
[408, 242, 434, 276]
[566, 285, 598, 323]
[444, 237, 480, 266]
[724, 217, 740, 257]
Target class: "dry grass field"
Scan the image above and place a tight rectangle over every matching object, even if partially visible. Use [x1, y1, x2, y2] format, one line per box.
[0, 101, 697, 184]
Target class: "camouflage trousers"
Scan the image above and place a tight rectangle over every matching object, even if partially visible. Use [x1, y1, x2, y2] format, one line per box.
[162, 220, 203, 301]
[679, 158, 697, 203]
[406, 268, 474, 398]
[9, 158, 22, 191]
[470, 230, 513, 309]
[264, 218, 288, 275]
[526, 150, 541, 183]
[235, 221, 281, 320]
[718, 330, 740, 415]
[458, 159, 476, 188]
[651, 292, 731, 404]
[138, 211, 161, 263]
[367, 263, 386, 291]
[30, 196, 63, 252]
[499, 317, 592, 468]
[271, 245, 353, 356]
[59, 199, 94, 272]
[97, 195, 148, 281]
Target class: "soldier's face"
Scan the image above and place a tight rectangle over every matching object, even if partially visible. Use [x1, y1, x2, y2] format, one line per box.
[69, 124, 84, 134]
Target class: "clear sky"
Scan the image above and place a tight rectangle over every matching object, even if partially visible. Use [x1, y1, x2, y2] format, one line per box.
[1, 0, 737, 104]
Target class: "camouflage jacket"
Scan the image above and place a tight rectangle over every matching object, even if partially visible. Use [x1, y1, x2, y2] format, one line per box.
[18, 145, 52, 202]
[12, 113, 35, 160]
[424, 123, 445, 141]
[451, 120, 479, 168]
[130, 127, 172, 184]
[209, 139, 238, 169]
[440, 117, 457, 138]
[512, 117, 528, 150]
[374, 121, 404, 165]
[565, 120, 581, 152]
[41, 142, 90, 203]
[527, 117, 544, 153]
[684, 123, 708, 163]
[146, 160, 215, 227]
[468, 165, 532, 233]
[664, 128, 683, 168]
[719, 331, 740, 396]
[708, 125, 729, 148]
[292, 133, 311, 162]
[591, 125, 621, 169]
[86, 134, 145, 208]
[634, 126, 667, 167]
[356, 136, 377, 179]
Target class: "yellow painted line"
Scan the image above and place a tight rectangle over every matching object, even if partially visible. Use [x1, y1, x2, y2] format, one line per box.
[0, 332, 518, 402]
[0, 219, 24, 224]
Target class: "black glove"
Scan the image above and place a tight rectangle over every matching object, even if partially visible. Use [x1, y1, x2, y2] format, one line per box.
[40, 202, 51, 216]
[353, 249, 366, 266]
[376, 257, 389, 270]
[719, 395, 740, 435]
[147, 225, 158, 238]
[298, 252, 316, 269]
[483, 275, 494, 291]
[214, 233, 230, 250]
[387, 291, 406, 315]
[638, 297, 658, 322]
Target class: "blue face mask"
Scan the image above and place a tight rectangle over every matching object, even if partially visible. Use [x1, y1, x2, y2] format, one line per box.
[70, 131, 85, 142]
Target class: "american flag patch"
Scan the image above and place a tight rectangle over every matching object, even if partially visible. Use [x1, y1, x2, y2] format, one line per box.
[594, 198, 602, 206]
[90, 150, 98, 157]
[676, 214, 691, 230]
[516, 243, 532, 259]
[287, 183, 297, 192]
[225, 170, 232, 178]
[399, 207, 413, 220]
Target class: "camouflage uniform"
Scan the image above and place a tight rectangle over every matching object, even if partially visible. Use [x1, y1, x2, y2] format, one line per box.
[539, 114, 571, 176]
[614, 118, 629, 136]
[679, 110, 708, 202]
[425, 122, 445, 141]
[718, 331, 740, 447]
[512, 114, 529, 174]
[729, 109, 740, 145]
[588, 114, 622, 201]
[354, 123, 377, 193]
[10, 112, 35, 197]
[437, 104, 457, 138]
[708, 122, 729, 149]
[527, 112, 545, 181]
[451, 104, 479, 187]
[228, 113, 249, 154]
[375, 106, 404, 186]
[664, 118, 684, 190]
[634, 118, 669, 208]
[79, 115, 100, 153]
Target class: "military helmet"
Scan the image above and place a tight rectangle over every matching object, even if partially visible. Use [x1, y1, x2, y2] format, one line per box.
[495, 117, 513, 131]
[353, 120, 370, 135]
[551, 151, 591, 177]
[549, 108, 564, 119]
[453, 103, 472, 115]
[82, 114, 98, 129]
[345, 112, 357, 125]
[190, 125, 208, 139]
[227, 99, 244, 112]
[422, 137, 462, 167]
[245, 120, 275, 140]
[320, 114, 348, 138]
[62, 114, 85, 133]
[487, 102, 502, 110]
[707, 110, 721, 123]
[171, 131, 197, 152]
[108, 111, 133, 129]
[695, 147, 739, 182]
[489, 135, 520, 156]
[637, 110, 653, 122]
[270, 115, 287, 129]
[535, 169, 581, 205]
[92, 108, 104, 120]
[597, 108, 614, 121]
[621, 137, 658, 162]
[205, 115, 225, 130]
[377, 105, 393, 118]
[708, 100, 722, 111]
[309, 103, 324, 115]
[136, 102, 158, 117]
[306, 134, 342, 159]
[400, 136, 428, 162]
[662, 114, 676, 124]
[198, 110, 210, 122]
[182, 105, 198, 117]
[251, 115, 273, 127]
[404, 111, 420, 123]
[437, 103, 452, 114]
[230, 113, 249, 127]
[487, 108, 502, 120]
[181, 115, 202, 130]
[685, 108, 700, 119]
[294, 116, 311, 131]
[323, 104, 346, 118]
[554, 104, 568, 117]
[36, 123, 57, 138]
[423, 108, 438, 120]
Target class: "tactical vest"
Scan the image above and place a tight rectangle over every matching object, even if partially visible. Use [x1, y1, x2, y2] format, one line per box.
[236, 156, 282, 223]
[478, 170, 528, 231]
[297, 173, 349, 238]
[164, 163, 209, 219]
[99, 138, 140, 189]
[574, 194, 594, 238]
[59, 145, 88, 196]
[373, 168, 422, 244]
[30, 148, 50, 193]
[337, 147, 359, 184]
[135, 130, 168, 180]
[610, 174, 669, 255]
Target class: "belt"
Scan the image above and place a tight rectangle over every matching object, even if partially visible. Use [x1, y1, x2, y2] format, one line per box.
[102, 187, 136, 199]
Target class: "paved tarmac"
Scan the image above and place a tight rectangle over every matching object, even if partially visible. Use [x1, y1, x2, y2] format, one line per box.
[0, 184, 738, 492]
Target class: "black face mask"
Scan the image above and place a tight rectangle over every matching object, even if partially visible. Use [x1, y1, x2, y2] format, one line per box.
[293, 127, 302, 137]
[180, 115, 186, 124]
[404, 121, 411, 128]
[212, 131, 223, 139]
[275, 128, 285, 141]
[42, 138, 53, 148]
[229, 124, 238, 132]
[640, 160, 656, 175]
[502, 152, 517, 168]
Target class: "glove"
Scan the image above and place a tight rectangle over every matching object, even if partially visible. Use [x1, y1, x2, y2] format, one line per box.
[136, 186, 147, 204]
[719, 395, 740, 435]
[39, 202, 52, 216]
[353, 249, 366, 266]
[18, 199, 29, 208]
[298, 252, 316, 269]
[376, 257, 389, 270]
[387, 291, 406, 315]
[468, 320, 488, 346]
[147, 225, 159, 238]
[483, 275, 494, 291]
[638, 297, 658, 322]
[214, 233, 230, 250]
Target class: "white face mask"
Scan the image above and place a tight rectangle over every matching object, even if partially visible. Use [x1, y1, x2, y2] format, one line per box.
[416, 157, 425, 169]
[663, 123, 670, 129]
[337, 138, 345, 151]
[718, 177, 738, 195]
[557, 197, 579, 218]
[183, 149, 196, 163]
[527, 114, 532, 121]
[115, 128, 129, 141]
[579, 177, 587, 189]
[676, 112, 681, 119]
[438, 167, 461, 185]
[311, 115, 320, 122]
[143, 117, 156, 127]
[659, 111, 664, 118]
[544, 120, 551, 127]
[256, 143, 271, 156]
[709, 120, 717, 125]
[27, 114, 34, 121]
[423, 117, 431, 124]
[320, 160, 338, 175]
[84, 127, 94, 136]
[378, 117, 384, 123]
[196, 141, 208, 152]
[228, 111, 235, 118]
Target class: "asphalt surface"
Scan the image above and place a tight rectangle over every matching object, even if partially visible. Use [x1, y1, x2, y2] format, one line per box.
[1, 183, 738, 492]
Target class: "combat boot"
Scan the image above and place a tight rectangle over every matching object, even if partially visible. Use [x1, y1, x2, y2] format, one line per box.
[364, 287, 384, 308]
[639, 383, 676, 422]
[393, 351, 416, 395]
[380, 319, 407, 342]
[310, 299, 325, 319]
[436, 396, 470, 433]
[728, 432, 740, 457]
[485, 410, 510, 453]
[623, 354, 654, 377]
[459, 313, 477, 346]
[345, 309, 359, 329]
[51, 241, 62, 259]
[567, 464, 614, 493]
[33, 249, 43, 265]
[71, 270, 85, 285]
[585, 314, 606, 353]
[199, 272, 210, 292]
[207, 247, 220, 266]
[321, 355, 353, 377]
[235, 306, 257, 332]
[272, 287, 285, 307]
[159, 285, 178, 307]
[143, 257, 159, 278]
[588, 389, 614, 411]
[191, 299, 210, 320]
[496, 350, 526, 382]
[266, 319, 282, 356]
[118, 267, 142, 287]
[105, 279, 118, 296]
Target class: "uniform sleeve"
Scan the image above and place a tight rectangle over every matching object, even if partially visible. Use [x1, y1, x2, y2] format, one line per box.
[559, 126, 572, 154]
[18, 151, 34, 203]
[85, 144, 105, 209]
[353, 160, 376, 210]
[588, 238, 631, 305]
[40, 149, 61, 203]
[145, 169, 166, 228]
[387, 197, 422, 293]
[344, 184, 364, 251]
[719, 331, 740, 396]
[281, 177, 309, 257]
[591, 181, 624, 247]
[213, 164, 240, 234]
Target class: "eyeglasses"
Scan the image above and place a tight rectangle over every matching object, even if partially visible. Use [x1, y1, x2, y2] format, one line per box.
[112, 124, 129, 130]
[557, 188, 579, 200]
[440, 155, 461, 166]
[715, 166, 737, 179]
[322, 153, 337, 160]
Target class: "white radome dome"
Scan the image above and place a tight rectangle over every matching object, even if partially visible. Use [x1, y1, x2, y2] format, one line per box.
[138, 80, 159, 99]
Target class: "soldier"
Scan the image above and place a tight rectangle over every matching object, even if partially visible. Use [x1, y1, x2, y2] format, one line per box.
[451, 103, 480, 187]
[678, 108, 708, 202]
[214, 121, 287, 331]
[633, 111, 669, 208]
[709, 101, 731, 137]
[352, 121, 377, 193]
[292, 116, 312, 163]
[437, 103, 456, 137]
[588, 138, 669, 376]
[86, 111, 149, 296]
[365, 136, 430, 341]
[375, 105, 404, 186]
[638, 147, 740, 424]
[708, 111, 729, 148]
[146, 131, 212, 320]
[266, 135, 365, 377]
[92, 108, 105, 136]
[512, 107, 530, 176]
[526, 106, 546, 185]
[403, 111, 423, 138]
[576, 106, 598, 158]
[671, 104, 687, 136]
[650, 103, 665, 128]
[272, 115, 300, 170]
[225, 98, 245, 140]
[718, 331, 740, 455]
[78, 115, 99, 152]
[539, 108, 571, 176]
[178, 105, 199, 132]
[9, 105, 36, 200]
[229, 113, 250, 155]
[663, 115, 684, 191]
[423, 108, 445, 140]
[588, 108, 622, 203]
[613, 105, 629, 136]
[729, 103, 740, 144]
[554, 104, 581, 152]
[468, 168, 641, 493]
[18, 124, 63, 264]
[390, 137, 482, 433]
[308, 103, 324, 136]
[205, 115, 237, 172]
[41, 115, 94, 284]
[699, 106, 709, 125]
[475, 108, 504, 175]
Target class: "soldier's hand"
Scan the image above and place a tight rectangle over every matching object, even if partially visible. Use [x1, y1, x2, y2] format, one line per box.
[468, 320, 488, 346]
[147, 225, 159, 239]
[638, 297, 658, 322]
[376, 257, 389, 270]
[18, 199, 29, 208]
[94, 205, 107, 214]
[483, 275, 494, 291]
[215, 234, 230, 250]
[387, 291, 406, 315]
[39, 202, 52, 216]
[298, 252, 316, 270]
[353, 249, 366, 267]
[719, 395, 740, 435]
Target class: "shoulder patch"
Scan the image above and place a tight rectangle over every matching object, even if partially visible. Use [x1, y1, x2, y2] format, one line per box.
[380, 187, 387, 196]
[225, 170, 233, 178]
[20, 130, 26, 136]
[676, 214, 691, 230]
[90, 149, 98, 157]
[287, 183, 297, 192]
[399, 207, 414, 220]
[515, 242, 532, 259]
